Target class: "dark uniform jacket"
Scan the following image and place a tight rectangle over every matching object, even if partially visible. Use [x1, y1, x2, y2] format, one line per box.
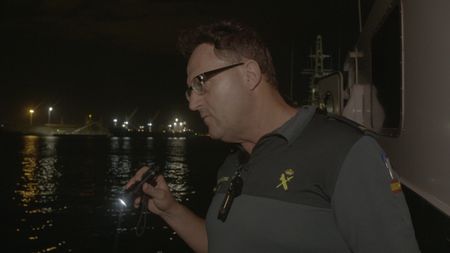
[206, 106, 420, 253]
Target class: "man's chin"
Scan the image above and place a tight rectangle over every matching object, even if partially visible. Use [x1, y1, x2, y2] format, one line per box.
[207, 129, 220, 140]
[206, 126, 223, 140]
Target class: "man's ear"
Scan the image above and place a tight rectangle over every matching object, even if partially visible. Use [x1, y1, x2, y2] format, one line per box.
[244, 60, 262, 91]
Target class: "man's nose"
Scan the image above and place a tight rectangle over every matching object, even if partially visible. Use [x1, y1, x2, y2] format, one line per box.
[188, 92, 203, 111]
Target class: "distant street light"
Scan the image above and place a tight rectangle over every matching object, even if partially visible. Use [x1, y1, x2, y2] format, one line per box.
[147, 122, 152, 132]
[113, 118, 118, 127]
[48, 107, 53, 124]
[29, 109, 35, 126]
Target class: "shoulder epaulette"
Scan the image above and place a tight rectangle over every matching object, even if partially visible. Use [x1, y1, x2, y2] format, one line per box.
[324, 113, 378, 138]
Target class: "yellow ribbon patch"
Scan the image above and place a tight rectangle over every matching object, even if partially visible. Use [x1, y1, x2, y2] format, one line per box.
[382, 153, 402, 193]
[390, 178, 402, 193]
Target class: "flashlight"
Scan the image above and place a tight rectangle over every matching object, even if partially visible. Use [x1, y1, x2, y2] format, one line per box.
[118, 166, 160, 208]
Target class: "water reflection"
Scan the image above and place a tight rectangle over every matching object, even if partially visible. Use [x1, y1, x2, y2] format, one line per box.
[165, 137, 192, 202]
[107, 136, 158, 237]
[15, 136, 68, 252]
[8, 135, 204, 252]
[108, 137, 193, 237]
[107, 137, 134, 210]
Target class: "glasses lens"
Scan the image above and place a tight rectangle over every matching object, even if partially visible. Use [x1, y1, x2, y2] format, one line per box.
[195, 73, 206, 87]
[185, 78, 202, 101]
[185, 88, 192, 101]
[193, 78, 203, 92]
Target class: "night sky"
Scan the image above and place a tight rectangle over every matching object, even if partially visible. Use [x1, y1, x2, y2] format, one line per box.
[0, 0, 363, 132]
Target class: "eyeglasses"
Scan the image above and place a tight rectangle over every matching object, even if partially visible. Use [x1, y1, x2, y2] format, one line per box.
[185, 62, 244, 101]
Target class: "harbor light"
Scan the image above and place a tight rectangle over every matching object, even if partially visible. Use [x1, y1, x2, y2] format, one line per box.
[29, 109, 35, 126]
[48, 107, 53, 124]
[167, 118, 189, 134]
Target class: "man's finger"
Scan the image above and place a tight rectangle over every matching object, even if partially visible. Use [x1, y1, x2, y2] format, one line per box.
[124, 166, 150, 189]
[142, 182, 164, 199]
[133, 196, 141, 208]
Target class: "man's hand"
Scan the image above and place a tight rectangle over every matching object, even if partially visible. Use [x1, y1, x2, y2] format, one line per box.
[125, 166, 179, 217]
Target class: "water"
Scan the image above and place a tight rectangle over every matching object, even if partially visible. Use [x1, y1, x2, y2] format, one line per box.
[1, 134, 229, 253]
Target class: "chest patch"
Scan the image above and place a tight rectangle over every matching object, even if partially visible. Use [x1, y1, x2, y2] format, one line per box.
[276, 168, 295, 191]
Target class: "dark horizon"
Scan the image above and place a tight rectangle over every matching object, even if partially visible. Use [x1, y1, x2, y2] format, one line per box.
[0, 0, 363, 131]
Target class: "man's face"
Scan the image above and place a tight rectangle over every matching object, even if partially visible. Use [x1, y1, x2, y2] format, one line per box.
[186, 43, 249, 142]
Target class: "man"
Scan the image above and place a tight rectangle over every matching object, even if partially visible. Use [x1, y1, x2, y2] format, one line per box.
[126, 20, 420, 253]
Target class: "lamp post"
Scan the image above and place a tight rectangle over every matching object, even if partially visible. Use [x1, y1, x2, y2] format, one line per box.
[48, 107, 53, 124]
[29, 109, 34, 126]
[113, 118, 118, 127]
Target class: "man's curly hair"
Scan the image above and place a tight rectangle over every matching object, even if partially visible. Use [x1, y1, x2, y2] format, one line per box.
[177, 20, 278, 87]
